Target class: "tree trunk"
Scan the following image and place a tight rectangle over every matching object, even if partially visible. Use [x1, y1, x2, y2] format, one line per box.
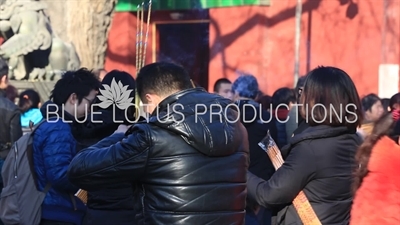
[43, 0, 116, 69]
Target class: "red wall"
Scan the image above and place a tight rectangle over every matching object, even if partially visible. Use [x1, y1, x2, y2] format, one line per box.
[105, 12, 142, 76]
[105, 0, 400, 97]
[208, 0, 400, 96]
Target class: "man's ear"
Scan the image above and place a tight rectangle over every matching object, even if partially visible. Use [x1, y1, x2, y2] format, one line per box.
[145, 94, 153, 104]
[67, 93, 78, 105]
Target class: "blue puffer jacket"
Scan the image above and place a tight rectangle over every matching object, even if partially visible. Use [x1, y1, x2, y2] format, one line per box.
[33, 118, 86, 225]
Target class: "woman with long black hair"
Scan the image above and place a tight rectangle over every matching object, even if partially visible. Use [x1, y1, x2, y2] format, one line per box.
[247, 66, 363, 225]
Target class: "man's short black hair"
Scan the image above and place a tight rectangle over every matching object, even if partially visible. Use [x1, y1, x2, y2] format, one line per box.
[0, 57, 9, 80]
[213, 78, 231, 92]
[271, 87, 296, 109]
[136, 62, 193, 100]
[50, 68, 101, 105]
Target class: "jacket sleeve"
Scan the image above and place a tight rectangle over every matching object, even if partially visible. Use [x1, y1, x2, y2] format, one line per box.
[9, 108, 22, 143]
[39, 122, 80, 193]
[67, 124, 151, 191]
[247, 143, 317, 208]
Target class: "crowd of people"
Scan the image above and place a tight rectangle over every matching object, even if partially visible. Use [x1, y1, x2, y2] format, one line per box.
[0, 57, 399, 225]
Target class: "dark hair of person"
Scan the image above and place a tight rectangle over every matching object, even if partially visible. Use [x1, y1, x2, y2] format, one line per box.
[300, 66, 363, 130]
[389, 93, 400, 111]
[5, 85, 18, 102]
[258, 95, 272, 111]
[361, 94, 381, 113]
[136, 62, 193, 100]
[213, 78, 231, 92]
[18, 89, 41, 113]
[0, 57, 9, 81]
[50, 68, 101, 105]
[271, 87, 296, 110]
[353, 112, 396, 193]
[381, 98, 390, 113]
[101, 70, 136, 117]
[295, 75, 307, 100]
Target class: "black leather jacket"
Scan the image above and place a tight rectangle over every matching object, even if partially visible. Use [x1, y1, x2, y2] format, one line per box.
[68, 88, 249, 225]
[0, 89, 22, 159]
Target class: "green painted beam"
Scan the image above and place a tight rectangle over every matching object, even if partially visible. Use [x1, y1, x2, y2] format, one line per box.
[115, 0, 270, 12]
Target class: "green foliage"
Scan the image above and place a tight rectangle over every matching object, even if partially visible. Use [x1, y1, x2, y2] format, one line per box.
[115, 0, 270, 12]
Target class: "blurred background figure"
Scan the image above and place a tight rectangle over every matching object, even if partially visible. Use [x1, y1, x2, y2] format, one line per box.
[271, 87, 296, 148]
[0, 58, 22, 219]
[255, 90, 264, 103]
[257, 95, 272, 112]
[286, 75, 307, 142]
[381, 98, 390, 113]
[213, 78, 233, 100]
[351, 113, 400, 225]
[5, 85, 18, 103]
[232, 74, 277, 225]
[93, 68, 108, 81]
[359, 94, 384, 138]
[389, 93, 400, 121]
[18, 89, 43, 133]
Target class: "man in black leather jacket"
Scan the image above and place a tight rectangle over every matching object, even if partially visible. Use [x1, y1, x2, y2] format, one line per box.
[68, 62, 249, 225]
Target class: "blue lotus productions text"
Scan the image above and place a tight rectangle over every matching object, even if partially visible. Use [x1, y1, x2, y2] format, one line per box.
[44, 103, 359, 125]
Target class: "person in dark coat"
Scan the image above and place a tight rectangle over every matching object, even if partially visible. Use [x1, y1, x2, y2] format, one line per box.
[0, 59, 22, 157]
[0, 59, 22, 210]
[72, 70, 138, 225]
[67, 62, 249, 225]
[247, 66, 364, 225]
[270, 88, 296, 149]
[285, 75, 307, 141]
[232, 74, 277, 225]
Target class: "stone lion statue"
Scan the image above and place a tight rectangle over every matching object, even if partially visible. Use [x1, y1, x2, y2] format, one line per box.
[0, 0, 80, 81]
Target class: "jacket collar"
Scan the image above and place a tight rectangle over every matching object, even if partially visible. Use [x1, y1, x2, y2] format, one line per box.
[150, 88, 206, 117]
[289, 125, 356, 145]
[281, 125, 358, 158]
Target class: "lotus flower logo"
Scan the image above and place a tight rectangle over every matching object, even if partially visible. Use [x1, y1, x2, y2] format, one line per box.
[97, 78, 134, 110]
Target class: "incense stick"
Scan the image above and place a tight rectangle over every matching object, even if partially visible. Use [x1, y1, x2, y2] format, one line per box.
[134, 1, 153, 119]
[135, 4, 140, 73]
[142, 0, 152, 67]
[263, 134, 322, 225]
[138, 3, 145, 70]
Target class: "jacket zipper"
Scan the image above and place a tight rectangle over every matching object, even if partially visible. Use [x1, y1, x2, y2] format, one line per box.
[14, 143, 18, 178]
